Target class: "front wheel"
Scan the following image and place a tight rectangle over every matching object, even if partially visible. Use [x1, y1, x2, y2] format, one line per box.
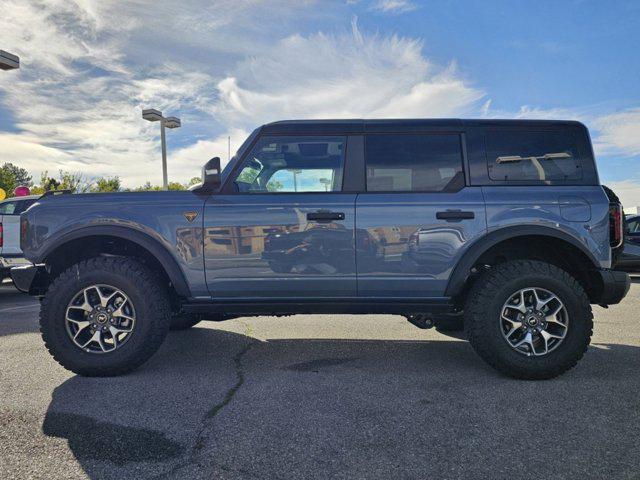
[465, 260, 593, 380]
[40, 257, 172, 377]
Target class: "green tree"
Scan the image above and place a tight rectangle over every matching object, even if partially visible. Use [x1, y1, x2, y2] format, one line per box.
[91, 177, 121, 192]
[0, 163, 32, 195]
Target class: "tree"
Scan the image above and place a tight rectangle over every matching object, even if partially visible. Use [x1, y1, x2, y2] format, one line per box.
[0, 163, 32, 195]
[92, 177, 121, 192]
[188, 177, 201, 186]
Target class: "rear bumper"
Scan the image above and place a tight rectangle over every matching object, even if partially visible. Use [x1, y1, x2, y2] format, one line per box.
[10, 264, 49, 295]
[596, 269, 630, 305]
[0, 255, 31, 269]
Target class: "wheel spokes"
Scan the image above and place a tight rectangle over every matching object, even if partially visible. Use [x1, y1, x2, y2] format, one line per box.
[500, 287, 569, 358]
[65, 284, 136, 354]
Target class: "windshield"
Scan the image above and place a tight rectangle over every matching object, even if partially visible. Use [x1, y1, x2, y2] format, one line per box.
[220, 128, 260, 183]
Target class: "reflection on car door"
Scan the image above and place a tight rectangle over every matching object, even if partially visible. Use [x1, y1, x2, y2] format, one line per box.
[203, 135, 357, 298]
[355, 133, 486, 298]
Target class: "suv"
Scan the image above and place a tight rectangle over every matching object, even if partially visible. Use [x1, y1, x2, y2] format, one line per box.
[12, 119, 629, 379]
[0, 195, 38, 281]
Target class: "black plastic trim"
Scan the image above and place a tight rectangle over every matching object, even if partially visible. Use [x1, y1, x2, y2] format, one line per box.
[445, 225, 601, 297]
[182, 297, 454, 316]
[596, 269, 630, 305]
[37, 226, 192, 297]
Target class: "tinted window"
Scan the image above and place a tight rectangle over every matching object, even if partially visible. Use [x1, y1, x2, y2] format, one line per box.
[0, 201, 17, 215]
[628, 219, 640, 234]
[365, 134, 464, 192]
[486, 130, 582, 182]
[233, 136, 345, 193]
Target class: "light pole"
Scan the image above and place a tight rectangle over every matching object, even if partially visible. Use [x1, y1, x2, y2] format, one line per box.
[142, 109, 181, 190]
[0, 50, 19, 70]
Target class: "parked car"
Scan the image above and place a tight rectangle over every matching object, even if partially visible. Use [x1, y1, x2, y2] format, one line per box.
[0, 195, 38, 281]
[617, 214, 640, 272]
[12, 119, 629, 379]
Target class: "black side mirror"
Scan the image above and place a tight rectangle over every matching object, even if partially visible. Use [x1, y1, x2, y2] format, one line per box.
[193, 157, 222, 193]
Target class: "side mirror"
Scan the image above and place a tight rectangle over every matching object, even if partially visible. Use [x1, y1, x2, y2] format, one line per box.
[193, 157, 222, 193]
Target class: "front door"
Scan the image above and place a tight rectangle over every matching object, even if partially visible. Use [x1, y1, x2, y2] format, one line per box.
[355, 132, 486, 298]
[204, 135, 357, 298]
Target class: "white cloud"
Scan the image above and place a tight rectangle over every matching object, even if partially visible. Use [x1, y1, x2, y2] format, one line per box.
[214, 19, 484, 125]
[602, 180, 640, 211]
[170, 129, 250, 173]
[592, 108, 640, 157]
[370, 0, 418, 13]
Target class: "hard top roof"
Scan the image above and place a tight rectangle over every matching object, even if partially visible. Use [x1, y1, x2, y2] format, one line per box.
[260, 118, 585, 134]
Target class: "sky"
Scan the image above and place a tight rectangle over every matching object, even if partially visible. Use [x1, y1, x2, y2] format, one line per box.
[1, 0, 640, 206]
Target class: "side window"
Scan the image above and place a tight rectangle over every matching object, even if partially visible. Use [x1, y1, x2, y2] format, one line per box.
[486, 130, 582, 182]
[0, 201, 17, 215]
[628, 219, 640, 234]
[232, 136, 345, 193]
[365, 134, 464, 192]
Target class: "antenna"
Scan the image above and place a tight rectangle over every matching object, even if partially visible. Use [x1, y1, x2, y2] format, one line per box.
[228, 136, 231, 161]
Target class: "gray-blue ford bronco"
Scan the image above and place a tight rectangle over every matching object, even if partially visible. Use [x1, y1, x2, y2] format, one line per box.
[12, 119, 630, 379]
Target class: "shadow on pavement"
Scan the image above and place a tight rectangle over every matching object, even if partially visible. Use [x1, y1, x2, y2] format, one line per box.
[41, 326, 640, 480]
[0, 284, 40, 337]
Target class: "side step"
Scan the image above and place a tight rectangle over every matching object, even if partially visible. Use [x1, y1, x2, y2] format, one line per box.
[405, 313, 434, 329]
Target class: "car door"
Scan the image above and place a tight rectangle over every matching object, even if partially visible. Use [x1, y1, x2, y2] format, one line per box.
[355, 132, 486, 298]
[204, 134, 357, 298]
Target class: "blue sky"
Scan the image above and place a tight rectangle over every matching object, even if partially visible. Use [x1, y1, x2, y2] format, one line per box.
[1, 0, 639, 205]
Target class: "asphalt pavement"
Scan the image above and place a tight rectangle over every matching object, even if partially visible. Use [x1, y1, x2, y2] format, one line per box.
[1, 278, 639, 479]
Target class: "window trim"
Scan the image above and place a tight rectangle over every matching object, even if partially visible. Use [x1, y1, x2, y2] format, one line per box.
[363, 132, 467, 194]
[221, 133, 351, 195]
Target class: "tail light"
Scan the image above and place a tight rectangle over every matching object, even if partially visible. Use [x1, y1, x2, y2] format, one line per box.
[609, 202, 624, 249]
[0, 222, 3, 248]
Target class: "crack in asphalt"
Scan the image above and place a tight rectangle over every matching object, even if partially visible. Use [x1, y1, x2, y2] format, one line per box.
[153, 341, 255, 479]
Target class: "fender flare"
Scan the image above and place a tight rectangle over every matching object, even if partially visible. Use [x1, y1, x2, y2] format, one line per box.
[445, 225, 601, 297]
[38, 225, 191, 297]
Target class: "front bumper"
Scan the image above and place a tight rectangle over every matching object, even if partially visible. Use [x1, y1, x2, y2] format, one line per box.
[596, 269, 630, 305]
[10, 264, 49, 295]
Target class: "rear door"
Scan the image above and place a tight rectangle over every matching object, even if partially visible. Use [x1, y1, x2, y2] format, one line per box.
[204, 135, 357, 298]
[355, 132, 486, 298]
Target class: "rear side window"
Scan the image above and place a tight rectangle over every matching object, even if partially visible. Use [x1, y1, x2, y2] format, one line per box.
[365, 134, 464, 192]
[486, 130, 582, 182]
[0, 201, 17, 215]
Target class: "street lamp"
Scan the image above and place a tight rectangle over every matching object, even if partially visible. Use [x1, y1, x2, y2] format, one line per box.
[142, 108, 181, 190]
[0, 50, 19, 70]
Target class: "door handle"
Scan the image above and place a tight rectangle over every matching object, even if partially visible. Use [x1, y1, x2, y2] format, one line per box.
[306, 211, 345, 223]
[436, 210, 475, 221]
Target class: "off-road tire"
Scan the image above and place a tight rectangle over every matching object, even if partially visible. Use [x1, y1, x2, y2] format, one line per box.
[40, 257, 171, 377]
[170, 313, 202, 330]
[465, 260, 593, 380]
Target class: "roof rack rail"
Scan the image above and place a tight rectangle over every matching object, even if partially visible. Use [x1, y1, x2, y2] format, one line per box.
[40, 189, 73, 198]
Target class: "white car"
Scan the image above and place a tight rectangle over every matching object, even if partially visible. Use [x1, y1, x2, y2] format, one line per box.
[0, 195, 38, 281]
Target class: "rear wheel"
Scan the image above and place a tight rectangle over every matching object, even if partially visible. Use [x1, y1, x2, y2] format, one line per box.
[40, 257, 171, 377]
[465, 260, 593, 380]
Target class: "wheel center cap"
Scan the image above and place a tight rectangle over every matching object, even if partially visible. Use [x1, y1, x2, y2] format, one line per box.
[95, 312, 109, 324]
[526, 315, 539, 327]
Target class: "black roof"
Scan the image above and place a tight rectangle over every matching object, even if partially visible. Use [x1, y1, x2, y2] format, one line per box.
[260, 118, 585, 134]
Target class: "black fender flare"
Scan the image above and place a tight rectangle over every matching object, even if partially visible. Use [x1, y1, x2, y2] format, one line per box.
[38, 225, 191, 297]
[445, 225, 600, 297]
